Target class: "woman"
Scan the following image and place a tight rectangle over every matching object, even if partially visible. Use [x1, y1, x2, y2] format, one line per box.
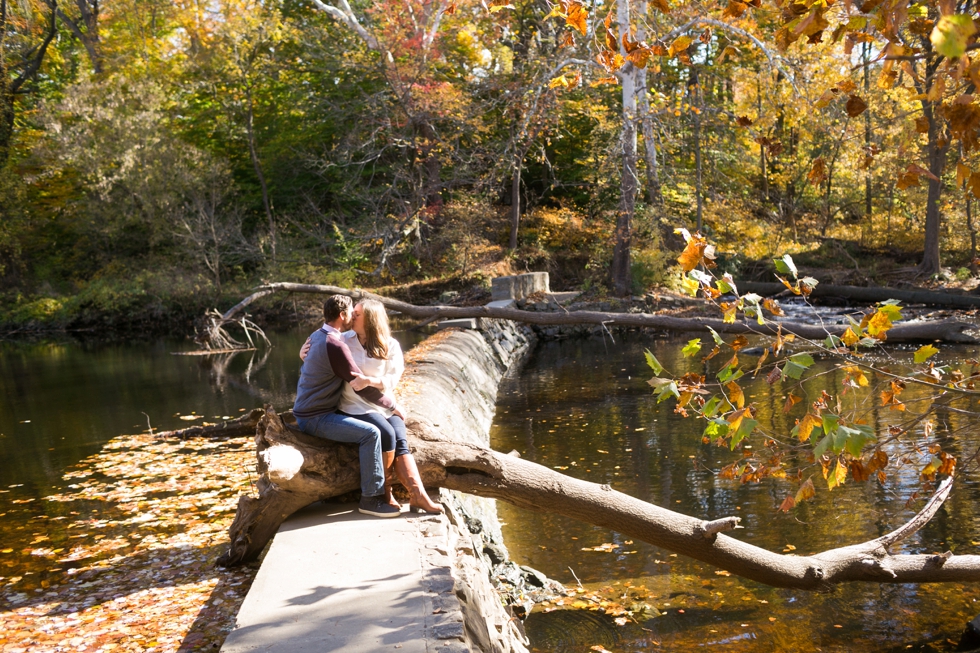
[301, 300, 442, 514]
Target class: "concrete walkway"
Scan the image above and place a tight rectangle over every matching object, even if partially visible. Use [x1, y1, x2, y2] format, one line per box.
[220, 501, 460, 653]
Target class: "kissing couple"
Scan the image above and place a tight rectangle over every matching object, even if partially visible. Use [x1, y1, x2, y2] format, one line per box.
[292, 294, 442, 518]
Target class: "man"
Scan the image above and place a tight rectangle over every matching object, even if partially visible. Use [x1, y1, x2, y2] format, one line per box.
[293, 295, 403, 518]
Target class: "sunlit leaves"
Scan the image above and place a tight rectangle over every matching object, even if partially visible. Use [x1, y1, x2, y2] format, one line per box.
[782, 352, 814, 380]
[793, 413, 822, 442]
[546, 1, 588, 35]
[880, 379, 906, 410]
[773, 254, 798, 278]
[669, 35, 693, 57]
[488, 0, 516, 13]
[549, 71, 582, 90]
[914, 344, 940, 363]
[682, 338, 702, 357]
[826, 459, 848, 490]
[644, 349, 664, 375]
[675, 229, 715, 272]
[930, 14, 977, 59]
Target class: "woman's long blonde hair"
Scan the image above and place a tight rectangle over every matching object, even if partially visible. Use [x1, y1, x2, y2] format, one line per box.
[360, 300, 391, 360]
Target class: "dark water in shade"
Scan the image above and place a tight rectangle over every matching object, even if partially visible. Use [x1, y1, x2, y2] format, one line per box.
[0, 324, 426, 495]
[490, 334, 980, 653]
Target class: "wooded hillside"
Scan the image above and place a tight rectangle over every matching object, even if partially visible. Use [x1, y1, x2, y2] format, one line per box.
[3, 0, 980, 329]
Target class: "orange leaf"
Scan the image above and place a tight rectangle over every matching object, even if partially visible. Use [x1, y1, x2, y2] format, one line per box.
[782, 392, 802, 414]
[726, 381, 745, 409]
[566, 1, 588, 35]
[794, 477, 816, 503]
[808, 157, 828, 186]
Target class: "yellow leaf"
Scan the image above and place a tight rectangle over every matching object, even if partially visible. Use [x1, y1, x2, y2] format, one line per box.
[866, 310, 893, 339]
[669, 35, 693, 57]
[841, 327, 860, 346]
[796, 413, 821, 442]
[726, 381, 745, 409]
[827, 460, 847, 490]
[794, 477, 816, 503]
[842, 365, 868, 387]
[721, 301, 737, 324]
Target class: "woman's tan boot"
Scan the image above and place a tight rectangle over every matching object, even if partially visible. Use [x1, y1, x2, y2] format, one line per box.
[395, 453, 443, 514]
[383, 450, 400, 509]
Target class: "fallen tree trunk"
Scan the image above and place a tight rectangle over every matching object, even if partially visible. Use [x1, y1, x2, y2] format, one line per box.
[739, 281, 980, 309]
[218, 405, 978, 589]
[212, 282, 980, 344]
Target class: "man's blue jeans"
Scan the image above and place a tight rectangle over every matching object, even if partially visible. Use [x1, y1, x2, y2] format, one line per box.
[296, 412, 384, 497]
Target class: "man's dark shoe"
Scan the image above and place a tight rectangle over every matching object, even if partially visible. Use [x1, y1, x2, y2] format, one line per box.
[358, 494, 401, 518]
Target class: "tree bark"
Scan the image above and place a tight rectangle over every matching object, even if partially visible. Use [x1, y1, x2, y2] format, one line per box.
[610, 0, 637, 298]
[210, 282, 980, 344]
[217, 406, 979, 589]
[738, 280, 980, 309]
[691, 67, 703, 232]
[509, 160, 522, 250]
[635, 0, 662, 206]
[918, 99, 949, 276]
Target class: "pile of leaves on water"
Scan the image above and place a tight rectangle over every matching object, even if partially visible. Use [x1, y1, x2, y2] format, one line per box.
[0, 433, 259, 652]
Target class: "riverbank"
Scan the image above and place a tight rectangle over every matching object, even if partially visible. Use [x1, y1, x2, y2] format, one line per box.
[0, 271, 496, 341]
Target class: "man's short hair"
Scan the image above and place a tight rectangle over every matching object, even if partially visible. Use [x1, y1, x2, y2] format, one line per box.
[323, 295, 353, 322]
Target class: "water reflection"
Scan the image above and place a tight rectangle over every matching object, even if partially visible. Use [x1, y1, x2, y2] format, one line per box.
[492, 334, 980, 653]
[0, 323, 426, 492]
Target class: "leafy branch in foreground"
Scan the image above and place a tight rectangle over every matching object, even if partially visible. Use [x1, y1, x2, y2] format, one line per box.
[648, 230, 972, 510]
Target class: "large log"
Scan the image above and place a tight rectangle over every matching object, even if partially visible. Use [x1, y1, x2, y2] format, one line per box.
[739, 281, 980, 309]
[219, 405, 980, 589]
[214, 282, 980, 344]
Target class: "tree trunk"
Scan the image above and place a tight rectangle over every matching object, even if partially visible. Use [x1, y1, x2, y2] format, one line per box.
[635, 0, 662, 206]
[739, 280, 980, 309]
[217, 406, 979, 589]
[509, 160, 521, 250]
[863, 42, 872, 225]
[211, 282, 980, 344]
[968, 195, 978, 276]
[919, 101, 949, 276]
[610, 0, 637, 297]
[691, 67, 703, 232]
[57, 0, 102, 74]
[244, 86, 275, 263]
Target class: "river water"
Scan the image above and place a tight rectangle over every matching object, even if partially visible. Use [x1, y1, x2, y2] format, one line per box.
[2, 328, 979, 652]
[492, 334, 980, 653]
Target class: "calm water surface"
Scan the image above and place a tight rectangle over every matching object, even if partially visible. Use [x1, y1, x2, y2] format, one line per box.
[491, 334, 980, 652]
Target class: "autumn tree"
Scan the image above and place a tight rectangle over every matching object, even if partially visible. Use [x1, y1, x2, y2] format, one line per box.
[0, 0, 58, 166]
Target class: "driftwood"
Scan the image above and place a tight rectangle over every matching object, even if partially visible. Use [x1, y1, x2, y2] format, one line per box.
[217, 406, 978, 589]
[739, 281, 980, 309]
[154, 408, 290, 440]
[213, 282, 980, 344]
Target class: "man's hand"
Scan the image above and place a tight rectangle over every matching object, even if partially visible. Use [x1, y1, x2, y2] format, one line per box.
[299, 337, 312, 361]
[349, 373, 372, 391]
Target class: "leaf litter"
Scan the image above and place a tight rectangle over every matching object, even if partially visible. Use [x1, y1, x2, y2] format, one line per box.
[0, 432, 258, 652]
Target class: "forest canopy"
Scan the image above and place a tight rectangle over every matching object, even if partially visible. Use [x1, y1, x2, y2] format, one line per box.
[3, 0, 980, 329]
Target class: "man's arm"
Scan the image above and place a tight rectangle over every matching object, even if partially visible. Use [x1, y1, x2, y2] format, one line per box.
[325, 337, 396, 411]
